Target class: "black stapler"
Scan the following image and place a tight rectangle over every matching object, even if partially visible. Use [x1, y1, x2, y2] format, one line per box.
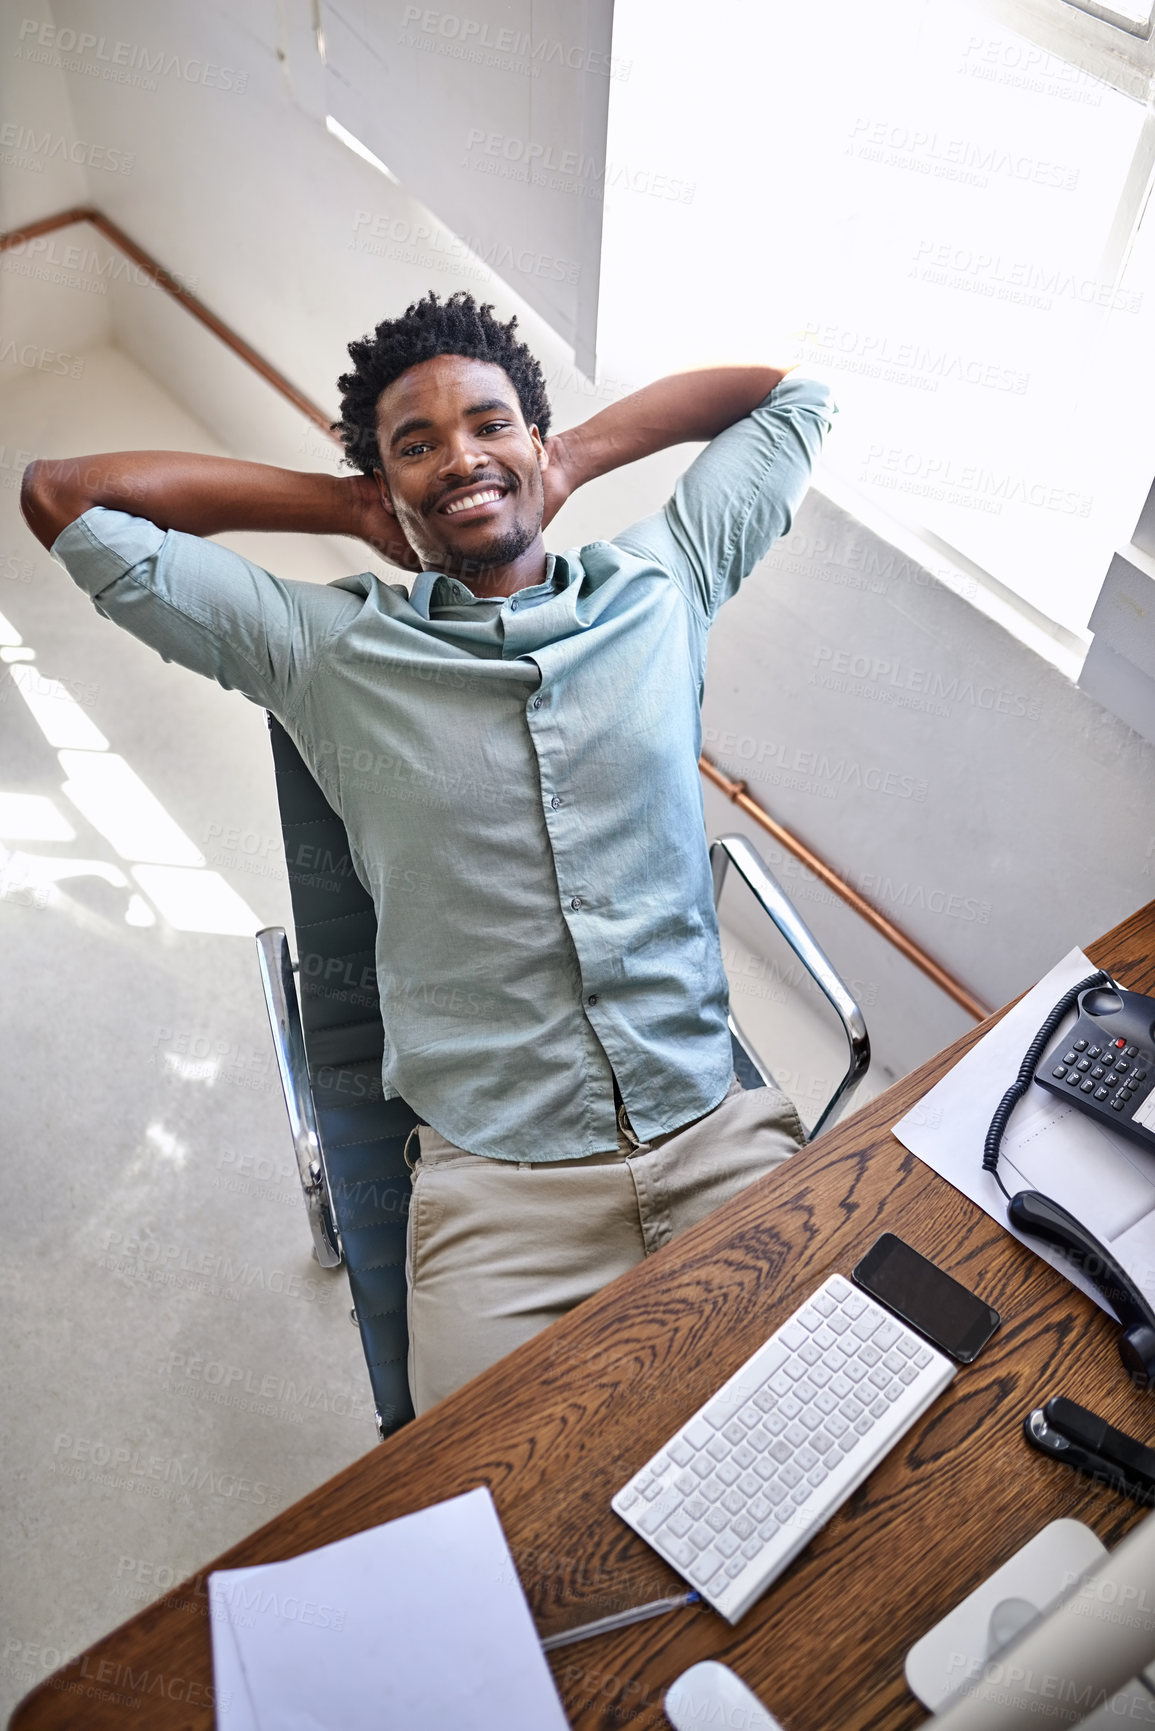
[1024, 1395, 1155, 1506]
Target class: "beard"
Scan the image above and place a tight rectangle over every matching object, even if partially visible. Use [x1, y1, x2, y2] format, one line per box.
[448, 516, 538, 573]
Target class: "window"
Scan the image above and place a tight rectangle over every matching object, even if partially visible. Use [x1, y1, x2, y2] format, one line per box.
[597, 0, 1155, 637]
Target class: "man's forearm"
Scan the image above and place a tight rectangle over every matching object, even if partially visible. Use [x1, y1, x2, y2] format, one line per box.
[553, 365, 793, 495]
[20, 451, 377, 553]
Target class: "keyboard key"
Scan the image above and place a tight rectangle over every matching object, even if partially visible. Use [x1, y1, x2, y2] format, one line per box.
[684, 1421, 712, 1450]
[684, 1496, 707, 1522]
[707, 1435, 729, 1462]
[675, 1471, 697, 1495]
[727, 1557, 748, 1578]
[784, 1422, 808, 1448]
[812, 1291, 836, 1316]
[842, 1291, 866, 1318]
[780, 1463, 803, 1489]
[723, 1421, 746, 1447]
[716, 1532, 740, 1559]
[860, 1343, 881, 1367]
[638, 1491, 681, 1533]
[668, 1437, 694, 1467]
[707, 1506, 728, 1533]
[827, 1310, 851, 1334]
[701, 1477, 725, 1504]
[688, 1550, 725, 1586]
[732, 1514, 756, 1540]
[717, 1461, 741, 1487]
[779, 1394, 803, 1421]
[662, 1536, 696, 1570]
[722, 1488, 745, 1516]
[741, 1536, 763, 1561]
[738, 1472, 761, 1499]
[668, 1511, 693, 1539]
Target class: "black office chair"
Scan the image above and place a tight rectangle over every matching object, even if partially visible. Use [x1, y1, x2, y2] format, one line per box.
[254, 714, 869, 1438]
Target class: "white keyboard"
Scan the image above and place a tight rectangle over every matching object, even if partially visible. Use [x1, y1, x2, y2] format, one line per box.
[611, 1273, 956, 1623]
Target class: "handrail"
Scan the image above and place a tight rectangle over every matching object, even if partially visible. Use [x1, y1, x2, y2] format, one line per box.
[2, 204, 989, 1023]
[0, 206, 338, 437]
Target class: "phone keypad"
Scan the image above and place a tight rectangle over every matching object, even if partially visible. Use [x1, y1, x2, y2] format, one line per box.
[1051, 1034, 1151, 1115]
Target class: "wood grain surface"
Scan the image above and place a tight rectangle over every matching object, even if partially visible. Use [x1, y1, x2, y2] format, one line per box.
[11, 902, 1155, 1730]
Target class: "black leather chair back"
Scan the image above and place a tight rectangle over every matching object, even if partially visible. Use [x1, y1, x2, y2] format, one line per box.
[267, 714, 418, 1436]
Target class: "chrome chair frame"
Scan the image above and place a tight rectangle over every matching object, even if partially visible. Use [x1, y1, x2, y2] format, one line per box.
[710, 834, 870, 1140]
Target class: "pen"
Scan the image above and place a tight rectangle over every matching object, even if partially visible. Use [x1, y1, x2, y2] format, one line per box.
[540, 1590, 702, 1651]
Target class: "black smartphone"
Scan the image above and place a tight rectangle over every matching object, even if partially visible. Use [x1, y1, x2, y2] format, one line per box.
[852, 1233, 1000, 1364]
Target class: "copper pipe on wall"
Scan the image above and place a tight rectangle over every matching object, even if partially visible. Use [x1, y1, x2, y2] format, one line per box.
[0, 206, 339, 438]
[700, 754, 989, 1021]
[3, 206, 989, 1023]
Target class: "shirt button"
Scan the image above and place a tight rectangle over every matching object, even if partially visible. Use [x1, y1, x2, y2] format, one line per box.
[509, 598, 518, 611]
[588, 994, 598, 1005]
[550, 795, 562, 810]
[532, 696, 543, 709]
[570, 896, 582, 910]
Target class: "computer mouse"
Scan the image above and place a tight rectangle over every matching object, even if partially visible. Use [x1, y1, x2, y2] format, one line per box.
[664, 1660, 786, 1730]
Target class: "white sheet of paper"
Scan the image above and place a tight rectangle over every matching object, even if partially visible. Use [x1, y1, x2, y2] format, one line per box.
[892, 947, 1155, 1313]
[208, 1486, 568, 1731]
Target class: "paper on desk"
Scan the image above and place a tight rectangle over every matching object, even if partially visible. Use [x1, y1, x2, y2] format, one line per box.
[892, 947, 1155, 1314]
[207, 1485, 568, 1731]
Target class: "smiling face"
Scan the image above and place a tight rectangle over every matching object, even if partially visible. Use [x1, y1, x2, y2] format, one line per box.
[373, 354, 549, 588]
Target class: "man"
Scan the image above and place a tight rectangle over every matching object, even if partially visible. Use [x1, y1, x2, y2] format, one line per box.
[22, 290, 835, 1413]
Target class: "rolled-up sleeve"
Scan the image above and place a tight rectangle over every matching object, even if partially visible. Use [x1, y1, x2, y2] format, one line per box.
[51, 506, 352, 718]
[612, 373, 836, 621]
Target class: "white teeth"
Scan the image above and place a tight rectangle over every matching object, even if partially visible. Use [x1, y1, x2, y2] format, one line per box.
[444, 488, 502, 515]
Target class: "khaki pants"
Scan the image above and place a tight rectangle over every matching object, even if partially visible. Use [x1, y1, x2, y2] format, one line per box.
[404, 1077, 806, 1413]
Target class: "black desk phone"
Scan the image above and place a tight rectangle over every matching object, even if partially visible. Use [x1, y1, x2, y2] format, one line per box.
[1033, 981, 1155, 1154]
[984, 971, 1155, 1384]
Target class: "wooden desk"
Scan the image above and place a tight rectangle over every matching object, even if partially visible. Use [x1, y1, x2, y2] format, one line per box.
[12, 903, 1155, 1730]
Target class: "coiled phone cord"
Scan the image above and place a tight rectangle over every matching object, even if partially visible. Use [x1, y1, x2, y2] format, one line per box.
[981, 969, 1111, 1200]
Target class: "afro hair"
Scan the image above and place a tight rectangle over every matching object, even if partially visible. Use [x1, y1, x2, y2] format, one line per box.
[334, 290, 551, 475]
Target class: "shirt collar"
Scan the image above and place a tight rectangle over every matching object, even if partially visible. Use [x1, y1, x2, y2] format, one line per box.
[407, 554, 564, 619]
